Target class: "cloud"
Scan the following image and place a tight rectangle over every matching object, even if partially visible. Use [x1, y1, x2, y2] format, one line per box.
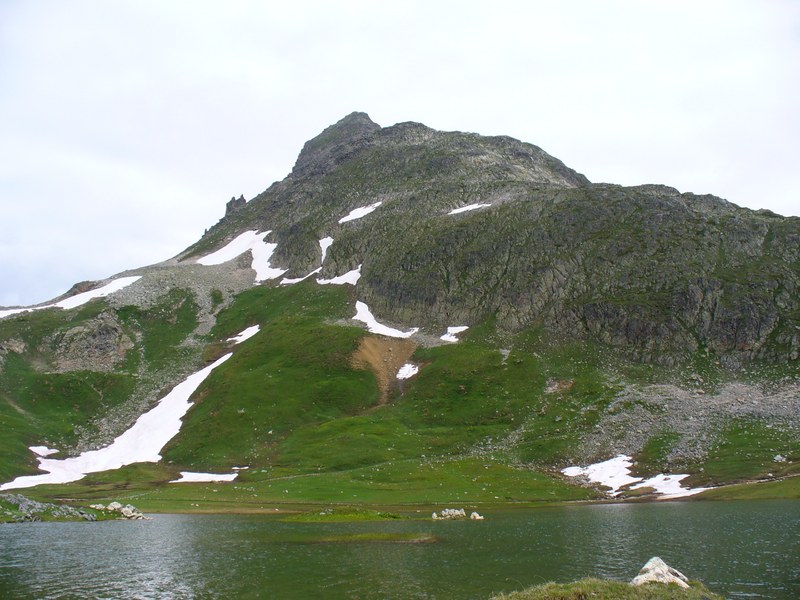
[1, 1, 798, 304]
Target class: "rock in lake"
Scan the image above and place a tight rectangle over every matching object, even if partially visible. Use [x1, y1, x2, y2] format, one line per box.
[630, 556, 690, 589]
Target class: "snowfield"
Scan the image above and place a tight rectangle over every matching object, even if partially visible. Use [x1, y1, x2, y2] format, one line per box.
[0, 325, 260, 491]
[440, 326, 469, 342]
[353, 301, 419, 338]
[169, 471, 238, 483]
[196, 230, 286, 281]
[0, 276, 141, 320]
[338, 202, 382, 224]
[562, 454, 708, 499]
[317, 265, 362, 285]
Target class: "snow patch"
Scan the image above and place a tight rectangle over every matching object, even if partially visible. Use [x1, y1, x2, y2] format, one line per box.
[631, 473, 709, 499]
[448, 203, 492, 215]
[280, 268, 321, 285]
[196, 230, 286, 281]
[339, 202, 382, 223]
[319, 237, 334, 264]
[0, 276, 141, 320]
[29, 446, 58, 457]
[397, 363, 419, 379]
[227, 325, 260, 344]
[440, 326, 469, 342]
[169, 471, 238, 483]
[317, 265, 362, 286]
[353, 301, 418, 339]
[279, 237, 335, 285]
[0, 353, 232, 491]
[561, 454, 708, 499]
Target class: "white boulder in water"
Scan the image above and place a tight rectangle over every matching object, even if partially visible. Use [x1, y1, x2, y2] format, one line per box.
[630, 556, 689, 589]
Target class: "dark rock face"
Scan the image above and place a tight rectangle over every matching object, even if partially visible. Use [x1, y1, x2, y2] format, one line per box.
[197, 113, 800, 368]
[225, 195, 246, 215]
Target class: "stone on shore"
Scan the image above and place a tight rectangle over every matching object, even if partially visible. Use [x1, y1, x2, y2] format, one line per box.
[630, 556, 690, 589]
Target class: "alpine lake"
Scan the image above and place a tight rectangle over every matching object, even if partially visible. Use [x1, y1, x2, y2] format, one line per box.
[1, 499, 797, 599]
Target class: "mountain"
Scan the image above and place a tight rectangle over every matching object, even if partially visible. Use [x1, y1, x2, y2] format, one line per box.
[0, 113, 797, 507]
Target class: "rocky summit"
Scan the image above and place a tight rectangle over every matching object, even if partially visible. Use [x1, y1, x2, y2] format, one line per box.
[0, 113, 797, 506]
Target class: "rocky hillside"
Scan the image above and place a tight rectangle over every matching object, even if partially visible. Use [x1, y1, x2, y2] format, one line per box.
[0, 113, 797, 504]
[190, 112, 800, 369]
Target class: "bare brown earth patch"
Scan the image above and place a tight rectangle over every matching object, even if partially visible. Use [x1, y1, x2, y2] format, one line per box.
[351, 336, 417, 405]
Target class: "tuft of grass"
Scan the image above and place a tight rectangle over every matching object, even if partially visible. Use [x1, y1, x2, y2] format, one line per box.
[491, 578, 723, 600]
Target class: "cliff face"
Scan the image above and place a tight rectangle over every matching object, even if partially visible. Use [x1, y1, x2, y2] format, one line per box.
[194, 113, 800, 369]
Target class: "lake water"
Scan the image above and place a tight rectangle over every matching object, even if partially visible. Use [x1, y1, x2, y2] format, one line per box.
[0, 500, 797, 599]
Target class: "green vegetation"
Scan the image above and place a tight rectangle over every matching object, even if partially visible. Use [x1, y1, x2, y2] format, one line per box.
[116, 287, 199, 370]
[693, 419, 799, 486]
[698, 475, 800, 500]
[283, 506, 403, 521]
[0, 493, 112, 523]
[492, 578, 723, 600]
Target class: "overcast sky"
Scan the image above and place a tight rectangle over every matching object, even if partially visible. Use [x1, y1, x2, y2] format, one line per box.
[1, 1, 798, 307]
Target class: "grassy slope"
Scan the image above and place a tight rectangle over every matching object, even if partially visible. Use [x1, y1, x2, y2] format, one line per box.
[0, 289, 200, 482]
[4, 281, 798, 508]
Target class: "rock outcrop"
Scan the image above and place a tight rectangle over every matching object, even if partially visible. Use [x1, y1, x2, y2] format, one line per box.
[89, 501, 148, 520]
[630, 557, 690, 589]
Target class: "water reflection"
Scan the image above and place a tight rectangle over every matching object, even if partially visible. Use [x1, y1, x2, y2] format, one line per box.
[0, 501, 797, 599]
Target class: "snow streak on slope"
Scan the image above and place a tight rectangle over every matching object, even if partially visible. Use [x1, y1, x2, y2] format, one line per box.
[169, 471, 238, 483]
[280, 237, 335, 285]
[0, 276, 142, 320]
[338, 202, 382, 223]
[0, 353, 232, 490]
[227, 325, 260, 344]
[353, 301, 418, 338]
[0, 326, 261, 490]
[440, 326, 469, 342]
[196, 230, 286, 281]
[317, 265, 362, 285]
[448, 203, 492, 215]
[319, 237, 334, 263]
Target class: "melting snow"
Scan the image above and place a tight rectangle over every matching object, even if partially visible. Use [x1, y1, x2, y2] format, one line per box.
[562, 454, 708, 499]
[319, 237, 334, 263]
[279, 237, 335, 285]
[397, 363, 419, 379]
[440, 326, 469, 342]
[353, 301, 419, 338]
[339, 202, 382, 224]
[169, 471, 238, 483]
[280, 268, 321, 285]
[227, 325, 260, 344]
[317, 265, 362, 285]
[448, 203, 492, 215]
[196, 230, 286, 281]
[29, 446, 58, 457]
[631, 474, 709, 499]
[0, 276, 142, 320]
[0, 353, 232, 491]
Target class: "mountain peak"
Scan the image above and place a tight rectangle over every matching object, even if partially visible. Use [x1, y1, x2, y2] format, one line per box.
[292, 112, 380, 177]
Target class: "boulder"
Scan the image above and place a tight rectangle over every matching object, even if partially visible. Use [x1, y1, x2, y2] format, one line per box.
[631, 557, 689, 589]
